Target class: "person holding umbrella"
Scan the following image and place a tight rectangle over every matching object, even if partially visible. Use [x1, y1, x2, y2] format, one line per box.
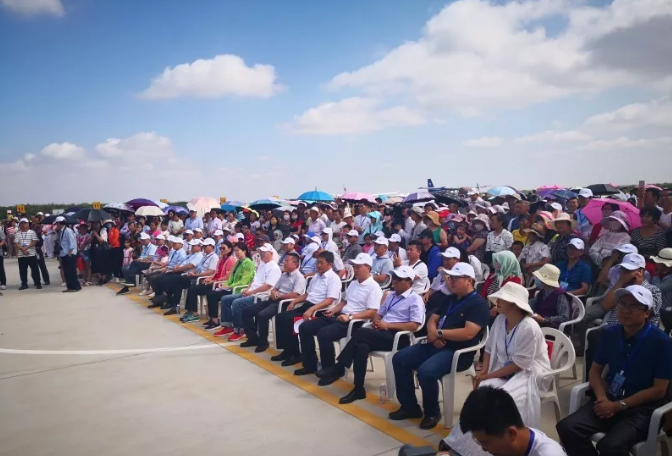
[54, 216, 81, 293]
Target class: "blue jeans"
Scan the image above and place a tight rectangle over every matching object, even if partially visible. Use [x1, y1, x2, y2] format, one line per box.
[220, 293, 243, 325]
[231, 296, 256, 329]
[393, 343, 459, 416]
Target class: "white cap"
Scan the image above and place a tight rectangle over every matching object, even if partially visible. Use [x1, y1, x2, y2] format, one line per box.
[615, 244, 638, 254]
[202, 238, 216, 246]
[374, 231, 385, 238]
[549, 202, 563, 211]
[309, 207, 319, 212]
[440, 247, 461, 259]
[281, 237, 296, 244]
[390, 265, 416, 280]
[155, 235, 166, 240]
[259, 243, 275, 253]
[467, 190, 477, 196]
[568, 238, 585, 250]
[347, 229, 359, 237]
[213, 230, 224, 236]
[389, 233, 402, 243]
[19, 218, 29, 224]
[189, 239, 203, 246]
[173, 237, 185, 244]
[184, 230, 194, 235]
[310, 235, 321, 244]
[615, 285, 653, 309]
[444, 262, 476, 279]
[194, 228, 203, 233]
[139, 233, 151, 240]
[235, 233, 244, 240]
[348, 253, 373, 267]
[55, 216, 66, 223]
[620, 253, 646, 271]
[374, 237, 389, 246]
[36, 212, 44, 216]
[322, 227, 333, 236]
[578, 188, 594, 199]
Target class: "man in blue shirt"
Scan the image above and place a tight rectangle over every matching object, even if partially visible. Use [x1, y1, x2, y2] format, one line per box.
[55, 216, 81, 292]
[554, 238, 592, 296]
[557, 285, 672, 456]
[390, 263, 490, 430]
[418, 229, 442, 280]
[184, 210, 203, 231]
[118, 232, 157, 295]
[147, 238, 186, 307]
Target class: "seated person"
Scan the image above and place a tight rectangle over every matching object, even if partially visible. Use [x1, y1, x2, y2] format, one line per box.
[371, 237, 394, 284]
[299, 236, 320, 276]
[388, 234, 408, 262]
[362, 233, 374, 255]
[277, 237, 296, 269]
[652, 248, 672, 333]
[419, 228, 443, 280]
[443, 282, 552, 455]
[146, 237, 187, 304]
[422, 247, 460, 315]
[294, 253, 383, 377]
[554, 238, 592, 296]
[241, 252, 306, 352]
[511, 214, 531, 245]
[178, 238, 221, 323]
[529, 264, 572, 328]
[394, 239, 428, 294]
[342, 229, 363, 262]
[589, 211, 631, 267]
[557, 285, 672, 456]
[511, 240, 524, 259]
[117, 232, 157, 294]
[390, 263, 489, 430]
[158, 239, 204, 315]
[518, 223, 550, 276]
[270, 251, 342, 367]
[318, 265, 424, 403]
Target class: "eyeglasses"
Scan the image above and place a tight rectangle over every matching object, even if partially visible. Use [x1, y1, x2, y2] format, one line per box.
[617, 301, 648, 312]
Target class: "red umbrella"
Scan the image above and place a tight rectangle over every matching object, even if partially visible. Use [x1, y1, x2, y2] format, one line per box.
[582, 198, 641, 230]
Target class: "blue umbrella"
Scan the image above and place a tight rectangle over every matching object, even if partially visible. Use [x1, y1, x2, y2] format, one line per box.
[376, 195, 389, 202]
[164, 205, 188, 215]
[249, 199, 282, 210]
[487, 186, 518, 197]
[221, 200, 244, 213]
[549, 189, 578, 201]
[402, 191, 434, 203]
[297, 190, 334, 202]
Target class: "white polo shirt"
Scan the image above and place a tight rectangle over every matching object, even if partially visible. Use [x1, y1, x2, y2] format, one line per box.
[306, 269, 342, 304]
[249, 260, 282, 290]
[342, 276, 383, 314]
[404, 259, 429, 294]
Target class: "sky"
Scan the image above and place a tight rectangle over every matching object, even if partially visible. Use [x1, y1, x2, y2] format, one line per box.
[0, 0, 671, 205]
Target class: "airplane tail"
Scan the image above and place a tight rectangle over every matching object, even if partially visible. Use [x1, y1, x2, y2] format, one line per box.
[427, 179, 434, 188]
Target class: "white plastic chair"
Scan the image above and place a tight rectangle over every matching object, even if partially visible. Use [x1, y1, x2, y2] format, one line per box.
[252, 252, 262, 268]
[540, 327, 577, 422]
[481, 264, 490, 281]
[379, 274, 392, 290]
[569, 378, 672, 456]
[177, 274, 214, 315]
[416, 277, 431, 297]
[341, 264, 354, 291]
[585, 292, 607, 326]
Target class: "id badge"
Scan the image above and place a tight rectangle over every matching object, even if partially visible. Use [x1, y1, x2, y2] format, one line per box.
[608, 372, 626, 397]
[560, 281, 569, 290]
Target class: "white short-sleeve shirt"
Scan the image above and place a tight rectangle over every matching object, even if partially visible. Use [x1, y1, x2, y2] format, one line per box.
[342, 276, 383, 314]
[306, 269, 342, 304]
[404, 260, 429, 294]
[249, 260, 282, 290]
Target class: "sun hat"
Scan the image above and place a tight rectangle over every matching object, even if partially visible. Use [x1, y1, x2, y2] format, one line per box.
[55, 216, 66, 223]
[549, 202, 563, 212]
[189, 239, 203, 246]
[281, 237, 296, 244]
[620, 253, 646, 271]
[523, 223, 545, 238]
[488, 282, 533, 313]
[310, 235, 321, 244]
[547, 212, 578, 230]
[411, 207, 424, 216]
[259, 243, 275, 253]
[213, 230, 224, 236]
[139, 232, 151, 240]
[184, 230, 194, 235]
[155, 235, 166, 240]
[389, 233, 402, 243]
[652, 248, 672, 268]
[578, 188, 594, 199]
[322, 227, 333, 236]
[532, 264, 561, 288]
[444, 262, 476, 279]
[440, 247, 461, 259]
[194, 228, 203, 233]
[349, 253, 373, 267]
[472, 214, 491, 231]
[615, 285, 653, 309]
[424, 211, 440, 226]
[202, 238, 216, 246]
[603, 211, 630, 231]
[173, 237, 185, 244]
[374, 230, 386, 238]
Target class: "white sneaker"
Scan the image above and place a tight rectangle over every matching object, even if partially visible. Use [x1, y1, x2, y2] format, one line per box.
[61, 282, 66, 287]
[148, 292, 155, 298]
[139, 290, 150, 296]
[0, 285, 5, 290]
[114, 278, 120, 284]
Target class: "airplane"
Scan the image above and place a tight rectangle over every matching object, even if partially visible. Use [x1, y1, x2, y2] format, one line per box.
[419, 179, 460, 194]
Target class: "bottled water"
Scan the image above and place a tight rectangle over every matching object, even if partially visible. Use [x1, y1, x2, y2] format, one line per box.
[380, 383, 388, 404]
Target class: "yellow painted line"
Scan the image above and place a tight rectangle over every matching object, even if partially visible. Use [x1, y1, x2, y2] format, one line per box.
[109, 284, 439, 446]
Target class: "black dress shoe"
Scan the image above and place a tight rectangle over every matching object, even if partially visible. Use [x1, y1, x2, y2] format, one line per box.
[163, 308, 177, 316]
[294, 367, 316, 376]
[44, 281, 50, 286]
[19, 285, 28, 290]
[116, 286, 130, 295]
[420, 413, 442, 430]
[339, 388, 366, 404]
[240, 340, 258, 348]
[317, 364, 345, 380]
[160, 303, 172, 310]
[389, 406, 424, 421]
[255, 344, 269, 353]
[36, 284, 42, 289]
[148, 302, 161, 308]
[281, 355, 303, 367]
[318, 374, 342, 386]
[271, 352, 287, 362]
[151, 295, 167, 305]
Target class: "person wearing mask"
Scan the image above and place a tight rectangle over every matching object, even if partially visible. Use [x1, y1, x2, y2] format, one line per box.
[54, 216, 80, 293]
[557, 285, 672, 456]
[548, 213, 577, 264]
[588, 202, 620, 245]
[466, 214, 489, 261]
[529, 264, 572, 328]
[390, 263, 490, 430]
[15, 218, 41, 290]
[419, 229, 442, 280]
[589, 211, 631, 267]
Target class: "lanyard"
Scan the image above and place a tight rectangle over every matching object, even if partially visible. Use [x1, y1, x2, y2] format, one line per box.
[439, 291, 477, 327]
[386, 295, 405, 312]
[619, 324, 652, 374]
[524, 429, 535, 456]
[199, 253, 215, 270]
[504, 320, 522, 358]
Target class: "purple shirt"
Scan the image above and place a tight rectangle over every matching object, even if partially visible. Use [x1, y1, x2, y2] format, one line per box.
[378, 289, 424, 324]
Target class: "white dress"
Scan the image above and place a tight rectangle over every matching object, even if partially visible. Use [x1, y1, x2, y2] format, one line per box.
[444, 315, 552, 456]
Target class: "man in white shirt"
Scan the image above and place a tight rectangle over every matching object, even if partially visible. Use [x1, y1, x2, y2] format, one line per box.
[206, 209, 222, 236]
[271, 251, 342, 367]
[180, 238, 222, 323]
[395, 239, 429, 295]
[185, 210, 203, 231]
[423, 247, 460, 315]
[388, 233, 408, 262]
[168, 212, 184, 235]
[295, 253, 383, 376]
[354, 204, 371, 244]
[15, 218, 42, 290]
[403, 208, 416, 242]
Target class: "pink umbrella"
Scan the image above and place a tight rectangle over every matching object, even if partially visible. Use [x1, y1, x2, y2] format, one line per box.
[340, 192, 376, 203]
[646, 184, 662, 191]
[582, 198, 641, 230]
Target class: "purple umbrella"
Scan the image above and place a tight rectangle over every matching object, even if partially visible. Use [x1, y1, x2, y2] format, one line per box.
[164, 205, 188, 215]
[402, 191, 434, 203]
[126, 198, 159, 210]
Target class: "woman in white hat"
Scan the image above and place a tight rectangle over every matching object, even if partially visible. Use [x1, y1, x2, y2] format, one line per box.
[529, 264, 572, 328]
[588, 210, 631, 267]
[443, 282, 552, 456]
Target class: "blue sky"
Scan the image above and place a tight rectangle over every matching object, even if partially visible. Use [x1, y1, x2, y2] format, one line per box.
[1, 0, 670, 204]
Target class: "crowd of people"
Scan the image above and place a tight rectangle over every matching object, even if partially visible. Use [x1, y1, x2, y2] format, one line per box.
[3, 184, 672, 456]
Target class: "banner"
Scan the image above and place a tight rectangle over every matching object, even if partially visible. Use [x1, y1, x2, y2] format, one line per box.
[220, 197, 227, 204]
[92, 202, 101, 210]
[16, 205, 25, 214]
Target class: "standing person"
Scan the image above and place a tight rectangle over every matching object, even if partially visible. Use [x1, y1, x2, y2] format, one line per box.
[76, 223, 92, 286]
[6, 219, 17, 258]
[55, 216, 81, 293]
[31, 217, 50, 286]
[89, 221, 110, 286]
[15, 218, 41, 290]
[0, 226, 6, 290]
[106, 220, 122, 283]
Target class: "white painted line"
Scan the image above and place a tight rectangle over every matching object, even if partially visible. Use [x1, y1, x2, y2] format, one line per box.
[0, 342, 237, 355]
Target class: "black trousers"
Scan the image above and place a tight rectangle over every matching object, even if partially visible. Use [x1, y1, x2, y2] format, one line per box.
[207, 289, 231, 319]
[166, 275, 192, 307]
[123, 261, 151, 284]
[557, 401, 659, 456]
[18, 256, 40, 286]
[0, 256, 6, 286]
[151, 272, 180, 296]
[275, 302, 312, 356]
[337, 328, 404, 389]
[185, 283, 212, 313]
[36, 250, 50, 284]
[299, 316, 351, 370]
[242, 299, 280, 344]
[61, 255, 81, 291]
[109, 247, 123, 279]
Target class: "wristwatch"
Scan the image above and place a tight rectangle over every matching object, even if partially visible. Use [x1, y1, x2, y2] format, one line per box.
[619, 401, 627, 410]
[437, 330, 444, 339]
[348, 314, 353, 321]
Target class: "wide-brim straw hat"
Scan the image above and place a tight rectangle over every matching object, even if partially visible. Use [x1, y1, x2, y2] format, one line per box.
[547, 212, 577, 231]
[533, 264, 561, 288]
[652, 248, 672, 268]
[487, 282, 533, 314]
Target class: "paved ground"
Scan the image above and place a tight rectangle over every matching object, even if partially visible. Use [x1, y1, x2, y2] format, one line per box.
[0, 258, 582, 456]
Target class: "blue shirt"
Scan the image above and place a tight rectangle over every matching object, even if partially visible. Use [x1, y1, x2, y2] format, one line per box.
[555, 259, 592, 293]
[179, 251, 203, 269]
[58, 227, 77, 257]
[424, 244, 442, 280]
[185, 217, 204, 231]
[595, 324, 672, 399]
[139, 243, 157, 261]
[166, 248, 187, 270]
[435, 292, 490, 351]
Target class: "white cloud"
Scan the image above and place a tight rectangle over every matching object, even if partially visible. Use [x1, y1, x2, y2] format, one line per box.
[95, 132, 173, 162]
[286, 97, 425, 135]
[514, 130, 592, 143]
[0, 0, 63, 16]
[327, 0, 672, 115]
[41, 142, 86, 160]
[24, 153, 36, 161]
[0, 159, 30, 172]
[584, 96, 672, 129]
[463, 136, 503, 147]
[140, 54, 282, 100]
[578, 136, 672, 151]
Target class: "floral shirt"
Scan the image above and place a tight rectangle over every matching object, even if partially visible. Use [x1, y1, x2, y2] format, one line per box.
[486, 229, 514, 253]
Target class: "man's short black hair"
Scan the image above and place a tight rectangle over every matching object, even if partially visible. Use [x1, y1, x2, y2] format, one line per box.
[318, 251, 334, 264]
[459, 386, 524, 436]
[285, 252, 300, 263]
[646, 188, 662, 200]
[408, 240, 422, 249]
[512, 240, 524, 249]
[419, 228, 434, 240]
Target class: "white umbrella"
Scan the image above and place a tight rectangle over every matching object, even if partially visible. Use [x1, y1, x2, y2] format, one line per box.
[104, 202, 134, 212]
[135, 206, 165, 217]
[187, 196, 220, 217]
[152, 200, 168, 210]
